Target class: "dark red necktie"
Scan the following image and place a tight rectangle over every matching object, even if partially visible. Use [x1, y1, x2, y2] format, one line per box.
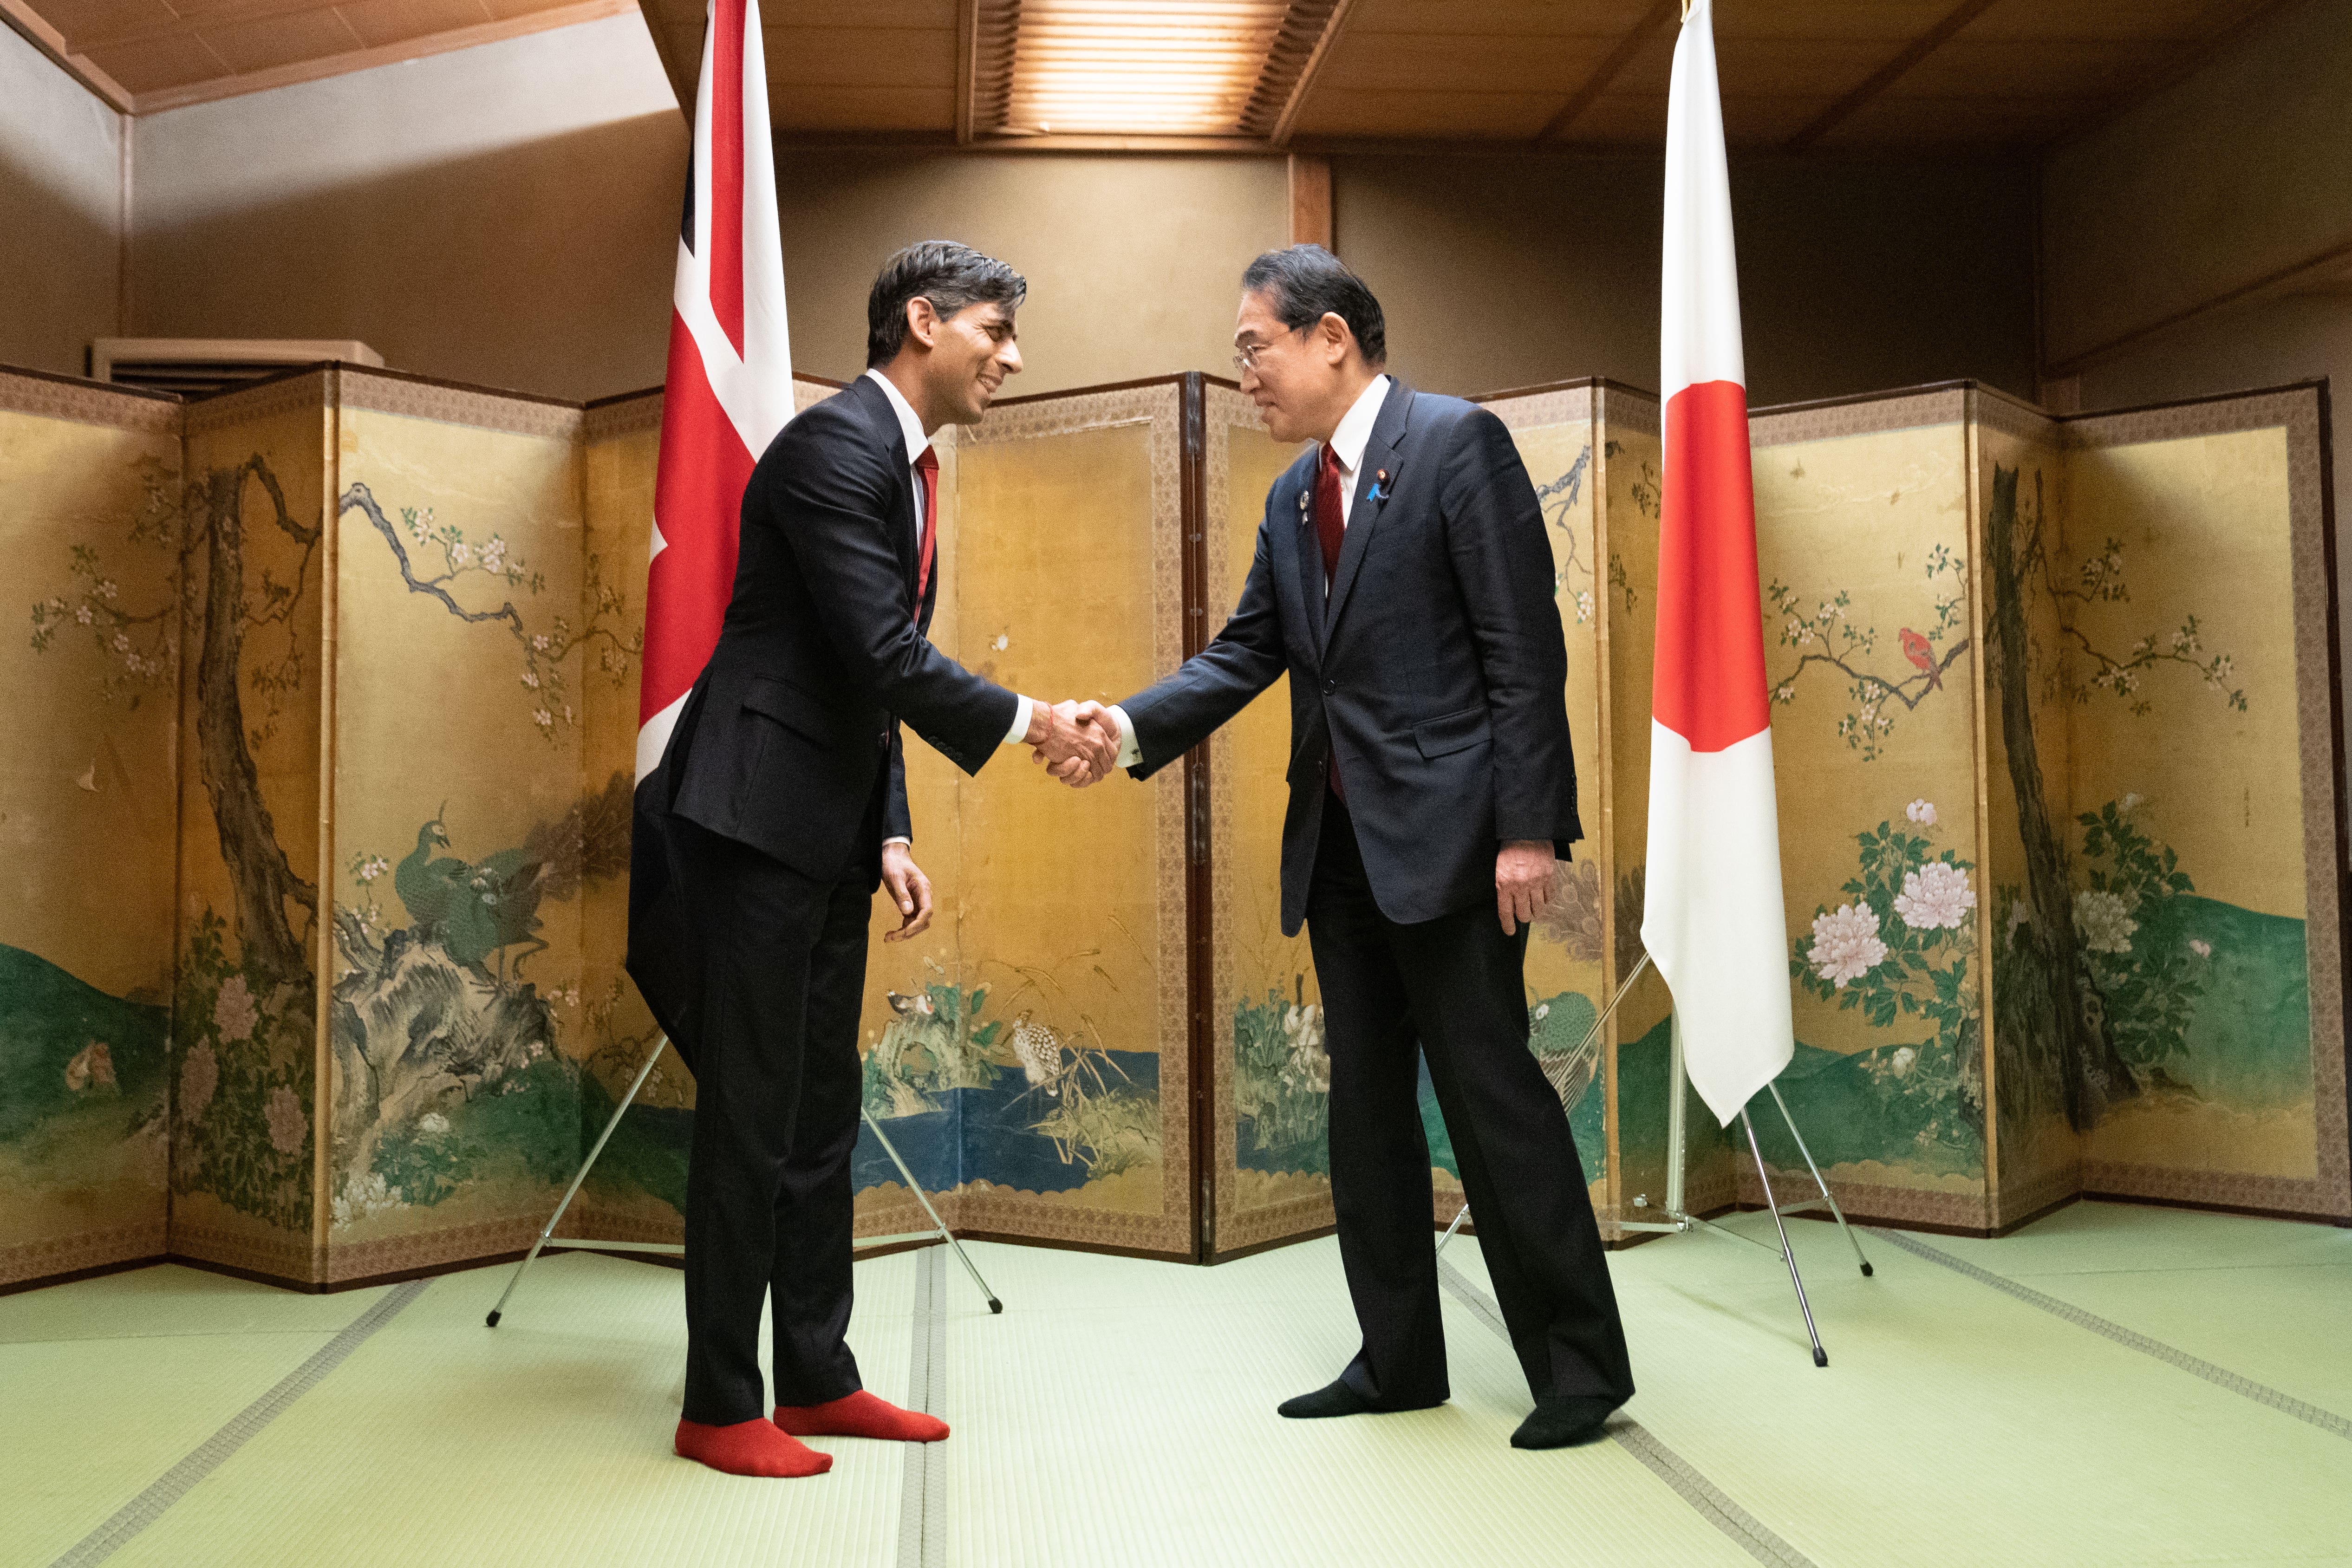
[1315, 442, 1347, 800]
[1315, 442, 1346, 588]
[912, 446, 939, 623]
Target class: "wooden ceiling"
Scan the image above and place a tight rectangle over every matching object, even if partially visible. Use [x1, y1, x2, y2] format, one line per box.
[630, 0, 2285, 153]
[3, 0, 2279, 139]
[0, 0, 633, 111]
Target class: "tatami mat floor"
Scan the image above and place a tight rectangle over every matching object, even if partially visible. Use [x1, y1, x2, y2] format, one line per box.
[6, 1202, 2347, 1568]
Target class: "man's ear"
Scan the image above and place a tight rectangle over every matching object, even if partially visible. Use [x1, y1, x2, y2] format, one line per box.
[1317, 311, 1352, 366]
[906, 297, 940, 352]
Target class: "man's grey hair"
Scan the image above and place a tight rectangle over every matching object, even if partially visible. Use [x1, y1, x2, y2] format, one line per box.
[1241, 245, 1387, 368]
[866, 241, 1028, 367]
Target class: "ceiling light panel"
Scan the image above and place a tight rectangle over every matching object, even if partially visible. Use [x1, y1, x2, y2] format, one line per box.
[1000, 0, 1297, 136]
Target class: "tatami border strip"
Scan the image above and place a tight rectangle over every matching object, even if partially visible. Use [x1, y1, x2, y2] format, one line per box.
[1435, 1259, 1819, 1568]
[1878, 1231, 2352, 1442]
[48, 1278, 430, 1568]
[897, 1247, 949, 1568]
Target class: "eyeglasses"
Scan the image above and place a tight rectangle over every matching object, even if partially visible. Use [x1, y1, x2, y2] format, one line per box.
[1231, 326, 1302, 376]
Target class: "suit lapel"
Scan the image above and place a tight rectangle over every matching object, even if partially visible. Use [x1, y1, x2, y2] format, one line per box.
[1287, 463, 1323, 664]
[1320, 379, 1414, 655]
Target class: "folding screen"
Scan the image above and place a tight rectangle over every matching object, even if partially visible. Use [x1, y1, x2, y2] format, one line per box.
[1977, 385, 2347, 1227]
[0, 369, 182, 1288]
[1731, 380, 2346, 1232]
[3, 362, 2339, 1294]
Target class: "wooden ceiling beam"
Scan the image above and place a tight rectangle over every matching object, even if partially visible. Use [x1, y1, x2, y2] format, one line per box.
[1265, 0, 1358, 150]
[953, 0, 977, 143]
[1533, 0, 1676, 144]
[1782, 0, 2003, 152]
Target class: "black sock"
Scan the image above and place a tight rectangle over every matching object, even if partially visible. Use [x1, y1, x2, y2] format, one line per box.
[1510, 1395, 1619, 1450]
[1278, 1379, 1376, 1418]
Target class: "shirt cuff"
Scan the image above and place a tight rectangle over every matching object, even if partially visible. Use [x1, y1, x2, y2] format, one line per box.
[882, 836, 910, 848]
[1107, 704, 1141, 769]
[1002, 694, 1034, 746]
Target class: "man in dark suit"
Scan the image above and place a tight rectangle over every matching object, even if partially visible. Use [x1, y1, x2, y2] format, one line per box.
[1094, 246, 1634, 1449]
[629, 241, 1118, 1478]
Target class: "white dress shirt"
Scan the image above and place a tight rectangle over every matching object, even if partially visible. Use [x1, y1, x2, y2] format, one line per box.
[1104, 375, 1391, 770]
[862, 369, 1033, 849]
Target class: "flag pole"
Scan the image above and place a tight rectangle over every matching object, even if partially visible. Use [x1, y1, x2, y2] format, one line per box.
[485, 1035, 1001, 1328]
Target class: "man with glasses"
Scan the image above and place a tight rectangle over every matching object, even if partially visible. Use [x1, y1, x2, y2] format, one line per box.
[1083, 245, 1634, 1450]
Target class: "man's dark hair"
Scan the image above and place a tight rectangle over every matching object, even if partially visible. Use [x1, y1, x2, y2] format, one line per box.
[1241, 245, 1386, 368]
[866, 241, 1028, 367]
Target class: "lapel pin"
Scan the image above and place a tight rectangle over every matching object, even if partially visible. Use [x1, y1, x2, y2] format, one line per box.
[1367, 468, 1391, 502]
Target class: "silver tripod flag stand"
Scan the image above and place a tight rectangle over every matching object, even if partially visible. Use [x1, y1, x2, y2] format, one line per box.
[485, 1034, 1002, 1329]
[1435, 952, 1872, 1367]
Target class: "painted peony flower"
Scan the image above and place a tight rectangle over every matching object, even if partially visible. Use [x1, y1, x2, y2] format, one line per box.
[1906, 799, 1937, 826]
[1283, 1003, 1330, 1095]
[213, 976, 259, 1043]
[180, 1043, 218, 1123]
[2073, 889, 2137, 954]
[1895, 861, 1976, 930]
[1808, 902, 1888, 988]
[266, 1085, 308, 1155]
[2189, 938, 2212, 958]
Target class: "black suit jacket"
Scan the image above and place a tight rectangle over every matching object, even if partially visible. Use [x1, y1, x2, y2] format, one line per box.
[654, 374, 1018, 882]
[1120, 378, 1579, 935]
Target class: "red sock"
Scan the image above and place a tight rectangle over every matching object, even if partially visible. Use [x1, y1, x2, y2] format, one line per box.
[674, 1418, 832, 1477]
[775, 1389, 949, 1443]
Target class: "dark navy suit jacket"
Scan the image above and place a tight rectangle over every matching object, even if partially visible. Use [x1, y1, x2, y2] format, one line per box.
[1120, 377, 1580, 935]
[628, 375, 1017, 1053]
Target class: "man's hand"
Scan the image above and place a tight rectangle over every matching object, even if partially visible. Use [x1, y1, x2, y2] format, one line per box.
[1497, 839, 1557, 936]
[880, 842, 934, 943]
[1027, 698, 1120, 787]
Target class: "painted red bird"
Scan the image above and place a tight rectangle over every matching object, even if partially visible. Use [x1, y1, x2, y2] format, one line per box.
[1900, 628, 1942, 690]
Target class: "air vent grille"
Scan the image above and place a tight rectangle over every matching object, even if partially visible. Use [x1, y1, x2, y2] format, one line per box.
[90, 338, 385, 398]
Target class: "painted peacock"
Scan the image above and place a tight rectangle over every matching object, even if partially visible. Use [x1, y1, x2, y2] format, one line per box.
[388, 774, 632, 982]
[393, 810, 551, 978]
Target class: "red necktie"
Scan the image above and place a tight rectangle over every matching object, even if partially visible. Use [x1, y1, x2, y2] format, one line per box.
[912, 446, 939, 623]
[1315, 442, 1347, 800]
[1315, 442, 1346, 589]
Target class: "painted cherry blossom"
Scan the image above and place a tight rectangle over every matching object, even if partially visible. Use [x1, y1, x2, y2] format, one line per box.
[213, 976, 259, 1043]
[1807, 902, 1888, 988]
[1894, 860, 1976, 930]
[2072, 889, 2137, 955]
[265, 1085, 308, 1155]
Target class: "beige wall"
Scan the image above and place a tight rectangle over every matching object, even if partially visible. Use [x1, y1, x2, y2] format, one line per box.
[1334, 151, 2038, 407]
[128, 14, 684, 403]
[773, 150, 1287, 392]
[0, 23, 122, 378]
[2042, 0, 2352, 371]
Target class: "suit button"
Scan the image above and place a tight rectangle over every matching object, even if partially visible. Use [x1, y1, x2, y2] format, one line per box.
[1322, 678, 1337, 694]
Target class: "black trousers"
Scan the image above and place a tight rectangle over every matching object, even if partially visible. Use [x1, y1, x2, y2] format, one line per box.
[670, 815, 876, 1425]
[1306, 800, 1635, 1409]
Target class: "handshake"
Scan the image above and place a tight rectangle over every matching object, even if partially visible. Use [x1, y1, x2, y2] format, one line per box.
[1023, 699, 1124, 788]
